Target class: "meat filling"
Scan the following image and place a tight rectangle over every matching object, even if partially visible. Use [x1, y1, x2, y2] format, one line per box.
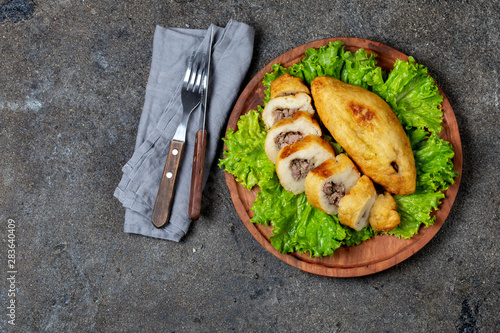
[275, 131, 303, 150]
[273, 108, 299, 123]
[323, 181, 346, 206]
[290, 158, 315, 180]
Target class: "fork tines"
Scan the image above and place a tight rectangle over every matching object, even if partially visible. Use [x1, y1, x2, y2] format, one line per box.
[184, 50, 207, 94]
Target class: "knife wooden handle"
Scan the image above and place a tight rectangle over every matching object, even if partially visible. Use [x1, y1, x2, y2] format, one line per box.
[152, 140, 185, 228]
[188, 129, 207, 220]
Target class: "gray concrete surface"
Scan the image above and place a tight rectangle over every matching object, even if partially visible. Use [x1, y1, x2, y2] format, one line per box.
[1, 0, 499, 332]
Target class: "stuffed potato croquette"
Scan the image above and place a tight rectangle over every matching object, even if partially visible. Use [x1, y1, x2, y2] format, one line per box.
[311, 76, 416, 195]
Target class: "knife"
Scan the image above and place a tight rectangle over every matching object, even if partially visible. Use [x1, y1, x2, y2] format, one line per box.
[188, 26, 214, 220]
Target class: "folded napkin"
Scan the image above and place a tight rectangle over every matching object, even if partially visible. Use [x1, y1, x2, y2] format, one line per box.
[114, 20, 254, 241]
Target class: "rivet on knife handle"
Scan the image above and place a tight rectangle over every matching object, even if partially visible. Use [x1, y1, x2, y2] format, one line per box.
[152, 140, 185, 228]
[189, 129, 207, 220]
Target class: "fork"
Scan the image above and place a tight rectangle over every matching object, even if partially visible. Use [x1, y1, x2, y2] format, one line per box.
[151, 49, 207, 228]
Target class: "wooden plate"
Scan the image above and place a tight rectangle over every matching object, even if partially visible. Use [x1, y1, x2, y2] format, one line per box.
[223, 38, 462, 277]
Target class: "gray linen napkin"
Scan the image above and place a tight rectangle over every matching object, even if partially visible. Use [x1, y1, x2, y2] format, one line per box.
[114, 20, 254, 241]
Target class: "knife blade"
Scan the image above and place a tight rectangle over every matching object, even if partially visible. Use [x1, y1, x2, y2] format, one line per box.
[188, 26, 214, 220]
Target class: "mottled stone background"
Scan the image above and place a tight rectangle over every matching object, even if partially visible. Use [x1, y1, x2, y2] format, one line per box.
[0, 1, 498, 332]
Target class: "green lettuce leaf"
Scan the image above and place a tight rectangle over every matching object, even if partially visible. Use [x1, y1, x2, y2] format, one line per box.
[370, 57, 444, 133]
[341, 48, 384, 89]
[290, 194, 345, 257]
[218, 109, 275, 190]
[390, 190, 445, 238]
[412, 131, 460, 192]
[251, 174, 346, 257]
[250, 174, 291, 227]
[288, 41, 346, 85]
[342, 225, 375, 247]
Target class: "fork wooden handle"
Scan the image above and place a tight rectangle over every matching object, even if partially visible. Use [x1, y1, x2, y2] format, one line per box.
[152, 140, 185, 228]
[188, 129, 207, 220]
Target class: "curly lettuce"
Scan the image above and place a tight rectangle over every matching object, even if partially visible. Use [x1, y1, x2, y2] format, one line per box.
[390, 190, 445, 238]
[251, 174, 346, 257]
[218, 109, 274, 190]
[341, 48, 385, 89]
[370, 57, 444, 134]
[342, 224, 376, 247]
[288, 41, 346, 85]
[411, 129, 460, 192]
